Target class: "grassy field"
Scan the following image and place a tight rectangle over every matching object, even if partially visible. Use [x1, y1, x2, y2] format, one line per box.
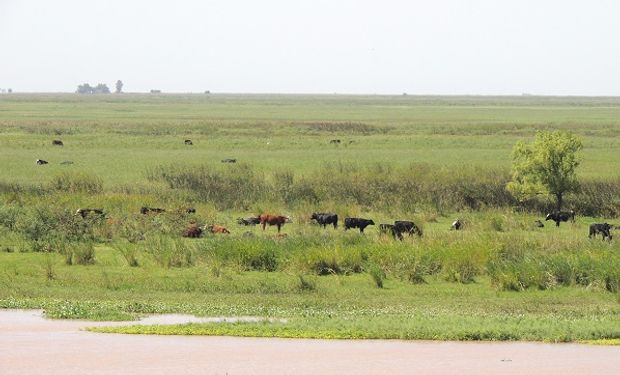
[0, 93, 619, 342]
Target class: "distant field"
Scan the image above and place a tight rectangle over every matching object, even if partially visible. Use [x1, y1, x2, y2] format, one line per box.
[1, 94, 620, 186]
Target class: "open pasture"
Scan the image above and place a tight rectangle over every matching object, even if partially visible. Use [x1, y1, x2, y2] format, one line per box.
[1, 94, 619, 342]
[2, 94, 620, 186]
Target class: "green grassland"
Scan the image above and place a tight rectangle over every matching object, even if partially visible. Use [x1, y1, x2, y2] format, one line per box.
[0, 93, 619, 342]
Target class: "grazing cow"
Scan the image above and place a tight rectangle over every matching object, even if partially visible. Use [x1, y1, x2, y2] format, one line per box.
[237, 216, 261, 226]
[451, 219, 463, 230]
[344, 217, 375, 233]
[184, 139, 193, 145]
[74, 208, 105, 219]
[183, 224, 203, 238]
[36, 159, 48, 165]
[52, 140, 64, 146]
[140, 207, 165, 215]
[259, 214, 290, 233]
[205, 224, 231, 234]
[330, 139, 341, 144]
[545, 210, 575, 227]
[310, 212, 338, 229]
[394, 220, 423, 238]
[221, 158, 237, 163]
[534, 220, 545, 228]
[589, 223, 613, 241]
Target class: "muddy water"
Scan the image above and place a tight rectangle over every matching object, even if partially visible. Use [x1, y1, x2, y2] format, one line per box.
[1, 309, 618, 375]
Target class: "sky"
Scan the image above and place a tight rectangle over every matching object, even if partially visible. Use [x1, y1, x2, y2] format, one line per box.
[1, 0, 620, 95]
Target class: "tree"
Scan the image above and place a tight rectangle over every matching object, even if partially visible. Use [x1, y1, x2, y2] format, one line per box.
[76, 83, 93, 94]
[94, 83, 110, 94]
[115, 80, 123, 94]
[507, 130, 583, 211]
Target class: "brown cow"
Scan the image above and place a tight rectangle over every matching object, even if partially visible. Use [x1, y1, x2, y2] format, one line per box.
[205, 224, 230, 234]
[259, 214, 290, 233]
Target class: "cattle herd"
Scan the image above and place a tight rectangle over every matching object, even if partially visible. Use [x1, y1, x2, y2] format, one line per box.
[42, 140, 615, 241]
[69, 205, 615, 242]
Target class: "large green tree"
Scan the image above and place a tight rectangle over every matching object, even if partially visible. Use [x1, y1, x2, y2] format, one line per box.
[507, 130, 583, 211]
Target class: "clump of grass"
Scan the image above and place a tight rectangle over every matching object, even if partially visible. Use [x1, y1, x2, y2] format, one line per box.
[71, 242, 96, 265]
[49, 172, 104, 194]
[113, 241, 140, 267]
[368, 264, 385, 288]
[42, 255, 56, 281]
[296, 275, 317, 292]
[145, 236, 195, 268]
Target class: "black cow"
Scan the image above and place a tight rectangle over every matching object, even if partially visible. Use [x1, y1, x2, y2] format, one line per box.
[394, 220, 423, 238]
[344, 217, 375, 233]
[589, 223, 613, 241]
[185, 208, 196, 214]
[237, 216, 261, 226]
[184, 139, 193, 145]
[310, 212, 338, 229]
[221, 158, 237, 163]
[330, 139, 341, 144]
[545, 210, 575, 227]
[140, 207, 165, 215]
[451, 219, 463, 230]
[36, 159, 48, 165]
[75, 208, 105, 219]
[52, 140, 64, 146]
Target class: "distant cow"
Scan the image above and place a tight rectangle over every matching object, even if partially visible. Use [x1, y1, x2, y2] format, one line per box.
[344, 217, 375, 233]
[259, 214, 290, 233]
[394, 220, 423, 238]
[545, 210, 575, 227]
[221, 159, 237, 163]
[451, 219, 463, 230]
[52, 140, 64, 146]
[185, 208, 196, 214]
[74, 208, 105, 219]
[330, 139, 341, 144]
[237, 216, 261, 226]
[310, 212, 338, 229]
[534, 220, 545, 228]
[36, 159, 48, 165]
[589, 223, 613, 241]
[184, 139, 193, 145]
[183, 224, 203, 238]
[140, 207, 165, 215]
[205, 224, 230, 234]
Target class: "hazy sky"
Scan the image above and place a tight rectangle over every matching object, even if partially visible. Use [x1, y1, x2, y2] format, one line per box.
[2, 0, 619, 95]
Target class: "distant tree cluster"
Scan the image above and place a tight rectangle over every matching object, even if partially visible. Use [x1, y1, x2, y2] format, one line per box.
[76, 83, 111, 94]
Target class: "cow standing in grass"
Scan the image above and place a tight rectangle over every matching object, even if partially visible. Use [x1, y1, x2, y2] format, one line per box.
[589, 223, 613, 241]
[545, 210, 575, 227]
[259, 214, 290, 233]
[344, 218, 375, 233]
[310, 213, 338, 229]
[394, 220, 423, 239]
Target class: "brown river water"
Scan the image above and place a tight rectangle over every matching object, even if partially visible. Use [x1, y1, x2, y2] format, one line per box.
[1, 309, 618, 374]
